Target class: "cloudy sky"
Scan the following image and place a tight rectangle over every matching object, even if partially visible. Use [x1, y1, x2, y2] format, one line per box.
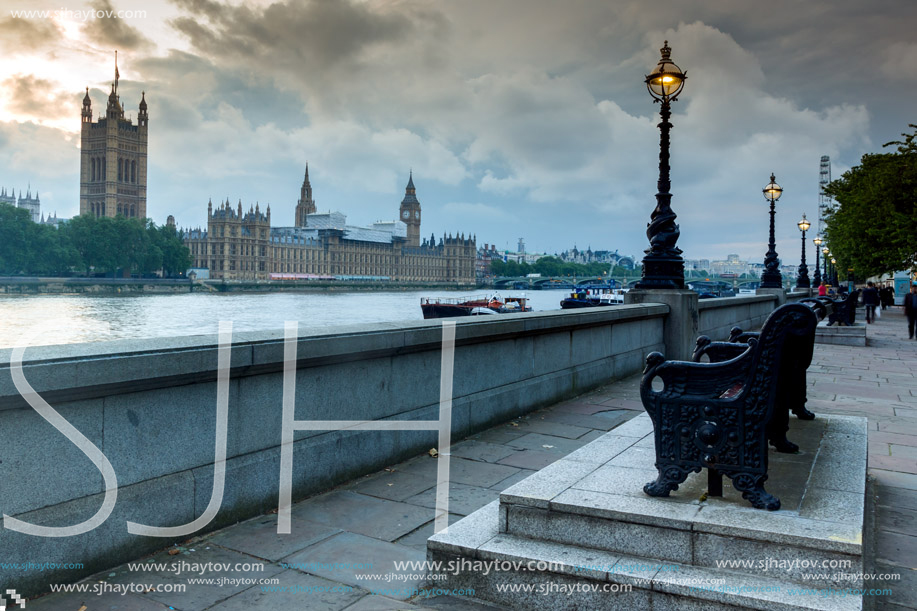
[1, 0, 914, 264]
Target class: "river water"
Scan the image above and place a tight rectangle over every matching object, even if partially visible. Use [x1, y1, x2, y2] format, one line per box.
[0, 289, 571, 348]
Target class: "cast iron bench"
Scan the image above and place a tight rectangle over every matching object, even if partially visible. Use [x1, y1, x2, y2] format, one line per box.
[641, 303, 818, 510]
[826, 290, 861, 326]
[693, 300, 821, 453]
[798, 297, 828, 320]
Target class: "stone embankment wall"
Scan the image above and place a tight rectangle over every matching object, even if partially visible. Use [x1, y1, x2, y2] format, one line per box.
[1, 305, 670, 595]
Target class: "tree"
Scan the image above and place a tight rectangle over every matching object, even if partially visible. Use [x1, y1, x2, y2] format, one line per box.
[159, 225, 191, 277]
[0, 204, 33, 274]
[824, 124, 917, 279]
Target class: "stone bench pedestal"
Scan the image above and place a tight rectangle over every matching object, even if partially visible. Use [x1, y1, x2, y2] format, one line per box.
[428, 413, 868, 610]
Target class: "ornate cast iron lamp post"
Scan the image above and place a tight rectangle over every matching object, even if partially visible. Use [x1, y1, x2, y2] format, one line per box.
[796, 214, 811, 289]
[760, 174, 783, 288]
[635, 41, 687, 289]
[822, 246, 831, 285]
[812, 235, 823, 285]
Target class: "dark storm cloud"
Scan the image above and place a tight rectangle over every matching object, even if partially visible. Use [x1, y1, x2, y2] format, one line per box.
[0, 17, 63, 54]
[134, 50, 309, 130]
[2, 75, 74, 120]
[170, 0, 417, 73]
[81, 0, 154, 51]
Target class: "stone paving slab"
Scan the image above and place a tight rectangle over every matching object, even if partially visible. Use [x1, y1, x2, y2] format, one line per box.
[495, 449, 560, 470]
[26, 592, 173, 610]
[506, 432, 591, 454]
[207, 513, 341, 561]
[404, 483, 501, 516]
[398, 455, 522, 488]
[343, 595, 434, 610]
[343, 469, 438, 502]
[395, 514, 464, 552]
[283, 532, 426, 599]
[449, 439, 522, 463]
[290, 490, 433, 542]
[207, 569, 365, 610]
[109, 545, 285, 610]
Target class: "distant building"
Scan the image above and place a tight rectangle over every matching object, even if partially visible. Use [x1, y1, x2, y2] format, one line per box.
[684, 259, 711, 271]
[710, 254, 750, 276]
[0, 186, 40, 222]
[79, 54, 148, 219]
[184, 169, 475, 284]
[559, 247, 635, 269]
[476, 243, 501, 280]
[40, 211, 65, 228]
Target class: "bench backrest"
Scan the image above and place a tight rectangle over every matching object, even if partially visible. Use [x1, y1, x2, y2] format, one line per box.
[740, 303, 819, 419]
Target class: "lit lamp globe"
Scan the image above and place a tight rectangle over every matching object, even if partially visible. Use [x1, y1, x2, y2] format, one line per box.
[797, 215, 810, 233]
[646, 43, 686, 101]
[764, 175, 783, 203]
[822, 246, 830, 256]
[813, 236, 823, 247]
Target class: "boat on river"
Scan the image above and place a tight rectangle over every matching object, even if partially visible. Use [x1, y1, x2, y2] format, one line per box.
[560, 286, 627, 309]
[420, 293, 532, 319]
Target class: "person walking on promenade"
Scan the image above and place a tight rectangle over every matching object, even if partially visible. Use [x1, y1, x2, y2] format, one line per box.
[818, 281, 828, 297]
[881, 284, 893, 309]
[862, 282, 880, 323]
[905, 284, 917, 339]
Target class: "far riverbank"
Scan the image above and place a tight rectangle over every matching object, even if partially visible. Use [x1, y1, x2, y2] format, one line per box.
[0, 276, 479, 295]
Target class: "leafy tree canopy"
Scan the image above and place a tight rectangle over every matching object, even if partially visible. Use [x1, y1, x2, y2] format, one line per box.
[0, 209, 190, 277]
[824, 124, 917, 279]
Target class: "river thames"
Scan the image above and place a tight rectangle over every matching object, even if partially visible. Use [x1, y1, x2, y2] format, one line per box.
[0, 289, 570, 348]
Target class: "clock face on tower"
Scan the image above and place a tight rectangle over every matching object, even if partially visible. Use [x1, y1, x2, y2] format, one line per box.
[414, 211, 420, 219]
[402, 210, 409, 219]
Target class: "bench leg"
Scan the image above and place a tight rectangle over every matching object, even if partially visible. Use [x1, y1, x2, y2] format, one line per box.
[644, 464, 693, 497]
[730, 472, 780, 511]
[768, 384, 800, 453]
[790, 369, 816, 420]
[708, 468, 723, 497]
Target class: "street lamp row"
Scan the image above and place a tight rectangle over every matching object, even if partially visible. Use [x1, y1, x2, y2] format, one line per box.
[634, 44, 833, 291]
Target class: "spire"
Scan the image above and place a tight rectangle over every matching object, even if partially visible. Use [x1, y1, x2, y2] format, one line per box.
[401, 171, 419, 206]
[83, 87, 91, 105]
[139, 91, 147, 112]
[114, 50, 120, 94]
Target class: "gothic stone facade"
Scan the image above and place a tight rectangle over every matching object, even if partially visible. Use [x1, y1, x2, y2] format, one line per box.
[79, 59, 148, 219]
[185, 171, 475, 285]
[0, 187, 40, 223]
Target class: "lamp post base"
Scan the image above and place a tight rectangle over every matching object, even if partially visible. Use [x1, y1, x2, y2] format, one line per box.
[760, 269, 782, 289]
[634, 255, 685, 290]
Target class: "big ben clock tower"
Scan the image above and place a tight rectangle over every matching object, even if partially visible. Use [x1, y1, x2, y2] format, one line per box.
[399, 171, 421, 247]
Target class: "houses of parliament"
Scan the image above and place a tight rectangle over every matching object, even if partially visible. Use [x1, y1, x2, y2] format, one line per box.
[78, 58, 475, 285]
[184, 167, 476, 285]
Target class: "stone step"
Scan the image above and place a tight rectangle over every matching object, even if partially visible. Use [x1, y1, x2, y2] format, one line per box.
[428, 501, 861, 611]
[494, 413, 866, 588]
[816, 320, 866, 346]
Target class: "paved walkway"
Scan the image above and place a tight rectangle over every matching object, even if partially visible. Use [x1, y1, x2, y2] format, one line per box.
[27, 307, 917, 610]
